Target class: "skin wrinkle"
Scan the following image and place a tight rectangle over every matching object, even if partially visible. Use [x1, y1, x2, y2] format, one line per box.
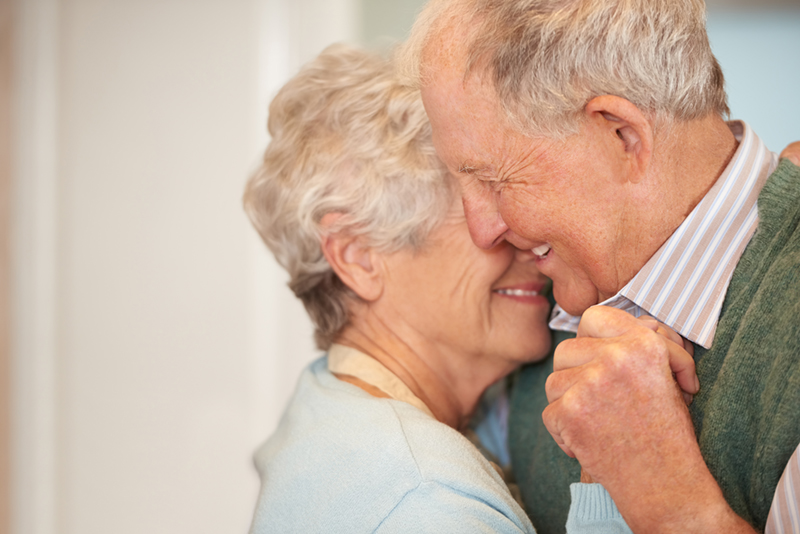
[425, 59, 737, 313]
[361, 306, 485, 425]
[333, 197, 551, 429]
[403, 6, 800, 532]
[338, 313, 455, 423]
[434, 219, 502, 347]
[415, 214, 493, 343]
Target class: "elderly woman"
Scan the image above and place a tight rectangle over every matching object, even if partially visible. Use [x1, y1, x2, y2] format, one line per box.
[244, 45, 694, 533]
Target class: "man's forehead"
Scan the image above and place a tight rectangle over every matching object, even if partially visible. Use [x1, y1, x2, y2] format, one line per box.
[421, 56, 500, 125]
[422, 72, 511, 149]
[418, 6, 494, 90]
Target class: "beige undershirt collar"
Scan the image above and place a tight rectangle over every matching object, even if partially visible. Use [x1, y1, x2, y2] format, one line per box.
[327, 343, 436, 419]
[329, 345, 516, 494]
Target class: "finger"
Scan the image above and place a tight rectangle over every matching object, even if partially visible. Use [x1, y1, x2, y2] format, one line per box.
[636, 315, 697, 367]
[663, 335, 699, 395]
[780, 141, 800, 166]
[545, 365, 586, 403]
[654, 322, 695, 361]
[556, 329, 698, 395]
[638, 316, 683, 347]
[682, 336, 695, 357]
[645, 322, 698, 394]
[639, 315, 695, 358]
[656, 324, 684, 348]
[541, 403, 576, 458]
[552, 336, 609, 371]
[576, 305, 641, 339]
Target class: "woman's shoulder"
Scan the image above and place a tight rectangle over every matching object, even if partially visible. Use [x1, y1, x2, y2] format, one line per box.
[249, 357, 528, 532]
[249, 357, 426, 531]
[254, 356, 455, 479]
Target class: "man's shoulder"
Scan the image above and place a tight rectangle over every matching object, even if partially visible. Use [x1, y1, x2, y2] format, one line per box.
[728, 157, 800, 301]
[758, 158, 800, 239]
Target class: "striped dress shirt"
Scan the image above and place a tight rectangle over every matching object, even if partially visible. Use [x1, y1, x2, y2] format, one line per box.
[548, 121, 799, 530]
[768, 446, 800, 534]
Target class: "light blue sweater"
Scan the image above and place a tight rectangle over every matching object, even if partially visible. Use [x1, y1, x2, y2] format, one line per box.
[250, 356, 631, 533]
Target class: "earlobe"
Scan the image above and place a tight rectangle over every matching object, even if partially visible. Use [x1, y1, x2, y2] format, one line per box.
[586, 96, 653, 183]
[319, 213, 383, 302]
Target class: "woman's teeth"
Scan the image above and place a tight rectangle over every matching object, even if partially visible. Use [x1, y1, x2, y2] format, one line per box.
[494, 288, 540, 296]
[532, 244, 551, 259]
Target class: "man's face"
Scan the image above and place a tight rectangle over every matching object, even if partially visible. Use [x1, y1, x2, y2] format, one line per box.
[421, 64, 633, 316]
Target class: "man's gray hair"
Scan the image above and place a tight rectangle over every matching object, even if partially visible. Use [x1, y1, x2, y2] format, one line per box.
[399, 0, 729, 138]
[244, 44, 452, 349]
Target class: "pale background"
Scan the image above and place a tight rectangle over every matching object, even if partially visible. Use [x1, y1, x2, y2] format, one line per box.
[5, 0, 799, 533]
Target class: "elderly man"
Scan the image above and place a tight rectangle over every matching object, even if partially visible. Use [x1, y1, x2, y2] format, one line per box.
[400, 0, 800, 533]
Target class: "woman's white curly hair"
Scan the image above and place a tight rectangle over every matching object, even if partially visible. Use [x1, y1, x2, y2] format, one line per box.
[244, 44, 453, 349]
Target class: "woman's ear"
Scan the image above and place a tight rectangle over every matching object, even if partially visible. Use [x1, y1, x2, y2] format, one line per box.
[319, 213, 383, 302]
[585, 95, 653, 183]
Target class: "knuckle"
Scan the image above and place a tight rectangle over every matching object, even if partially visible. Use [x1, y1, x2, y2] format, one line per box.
[544, 372, 560, 400]
[582, 365, 606, 390]
[583, 305, 601, 322]
[541, 404, 555, 426]
[552, 342, 569, 364]
[559, 389, 583, 415]
[544, 372, 555, 391]
[622, 329, 670, 366]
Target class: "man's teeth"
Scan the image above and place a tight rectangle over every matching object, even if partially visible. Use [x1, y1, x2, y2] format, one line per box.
[532, 244, 551, 258]
[495, 289, 540, 296]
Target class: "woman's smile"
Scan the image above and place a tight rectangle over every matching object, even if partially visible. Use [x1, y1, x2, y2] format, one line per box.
[493, 282, 548, 302]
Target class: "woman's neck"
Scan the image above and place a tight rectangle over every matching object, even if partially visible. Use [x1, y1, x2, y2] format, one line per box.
[334, 313, 513, 430]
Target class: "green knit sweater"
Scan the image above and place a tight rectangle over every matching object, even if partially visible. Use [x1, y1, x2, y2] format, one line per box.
[509, 159, 800, 534]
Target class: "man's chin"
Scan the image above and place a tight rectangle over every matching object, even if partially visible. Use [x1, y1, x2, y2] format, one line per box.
[552, 285, 598, 317]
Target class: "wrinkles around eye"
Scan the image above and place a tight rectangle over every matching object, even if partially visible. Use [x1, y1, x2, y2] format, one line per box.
[477, 176, 505, 193]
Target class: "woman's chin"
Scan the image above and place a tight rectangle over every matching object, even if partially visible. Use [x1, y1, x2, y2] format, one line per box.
[496, 337, 552, 367]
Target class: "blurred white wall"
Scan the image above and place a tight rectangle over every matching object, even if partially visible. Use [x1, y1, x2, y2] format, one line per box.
[12, 0, 356, 533]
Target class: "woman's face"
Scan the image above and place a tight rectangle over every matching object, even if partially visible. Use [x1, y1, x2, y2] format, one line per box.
[380, 199, 552, 367]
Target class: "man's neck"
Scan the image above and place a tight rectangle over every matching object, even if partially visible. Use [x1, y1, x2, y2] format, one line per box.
[662, 115, 739, 216]
[622, 115, 739, 281]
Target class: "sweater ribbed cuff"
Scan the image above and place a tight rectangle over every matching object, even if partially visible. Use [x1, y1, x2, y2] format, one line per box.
[566, 483, 632, 534]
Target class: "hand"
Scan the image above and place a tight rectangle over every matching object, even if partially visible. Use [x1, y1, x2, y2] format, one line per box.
[548, 309, 699, 435]
[543, 306, 754, 533]
[571, 310, 695, 486]
[635, 315, 696, 404]
[780, 141, 800, 166]
[543, 306, 697, 456]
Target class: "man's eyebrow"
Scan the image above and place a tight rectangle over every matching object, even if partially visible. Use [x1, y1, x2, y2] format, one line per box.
[457, 162, 489, 174]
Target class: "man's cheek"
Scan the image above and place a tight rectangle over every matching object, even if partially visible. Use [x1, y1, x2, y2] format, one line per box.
[500, 191, 540, 235]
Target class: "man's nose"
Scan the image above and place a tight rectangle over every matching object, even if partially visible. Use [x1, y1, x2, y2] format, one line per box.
[461, 190, 509, 249]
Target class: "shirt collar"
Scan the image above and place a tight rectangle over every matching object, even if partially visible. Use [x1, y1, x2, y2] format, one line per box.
[550, 121, 778, 348]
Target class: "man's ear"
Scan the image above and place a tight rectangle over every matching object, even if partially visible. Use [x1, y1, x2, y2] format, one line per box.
[319, 213, 383, 302]
[585, 95, 653, 183]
